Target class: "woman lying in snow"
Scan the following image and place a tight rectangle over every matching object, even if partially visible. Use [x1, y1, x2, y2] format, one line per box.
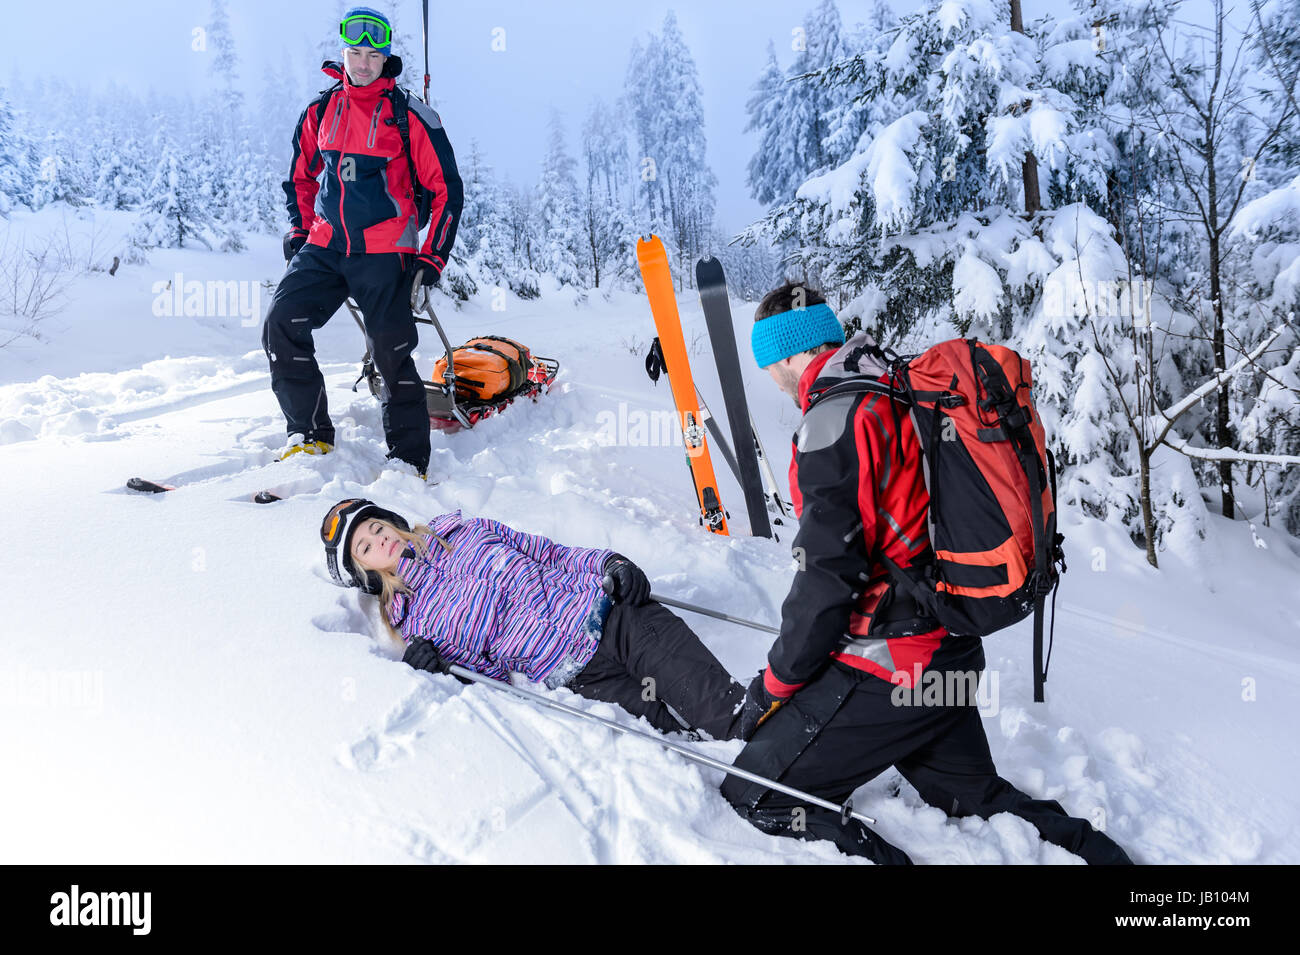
[321, 498, 746, 740]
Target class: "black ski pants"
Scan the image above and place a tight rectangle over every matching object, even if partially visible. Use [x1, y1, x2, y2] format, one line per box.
[567, 601, 745, 741]
[261, 244, 430, 472]
[721, 661, 1134, 865]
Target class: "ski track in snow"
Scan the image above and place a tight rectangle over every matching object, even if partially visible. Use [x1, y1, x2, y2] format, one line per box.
[2, 242, 1297, 864]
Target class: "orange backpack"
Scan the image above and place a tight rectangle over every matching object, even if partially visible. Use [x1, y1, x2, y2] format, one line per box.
[809, 338, 1065, 701]
[432, 336, 531, 402]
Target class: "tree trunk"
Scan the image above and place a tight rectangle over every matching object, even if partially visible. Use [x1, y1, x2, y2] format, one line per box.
[1139, 445, 1158, 568]
[1204, 119, 1236, 520]
[1010, 0, 1042, 216]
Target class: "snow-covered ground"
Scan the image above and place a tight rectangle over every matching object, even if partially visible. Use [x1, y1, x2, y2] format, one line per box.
[2, 207, 1298, 863]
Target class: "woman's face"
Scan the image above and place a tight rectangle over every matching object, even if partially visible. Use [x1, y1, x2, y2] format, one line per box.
[351, 519, 404, 574]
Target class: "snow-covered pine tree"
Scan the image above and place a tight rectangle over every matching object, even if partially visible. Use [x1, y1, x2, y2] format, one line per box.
[501, 183, 542, 299]
[1224, 0, 1300, 533]
[314, 0, 352, 73]
[624, 12, 717, 285]
[580, 98, 637, 289]
[129, 121, 216, 260]
[744, 42, 793, 208]
[711, 233, 781, 301]
[536, 111, 585, 289]
[456, 139, 491, 260]
[29, 130, 87, 210]
[0, 87, 34, 215]
[745, 1, 857, 209]
[94, 150, 142, 210]
[201, 0, 244, 230]
[459, 143, 524, 296]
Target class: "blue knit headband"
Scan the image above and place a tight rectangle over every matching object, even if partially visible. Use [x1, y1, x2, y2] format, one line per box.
[751, 303, 845, 368]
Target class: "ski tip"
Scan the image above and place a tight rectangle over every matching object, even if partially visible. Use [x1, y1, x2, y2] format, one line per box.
[253, 491, 282, 504]
[636, 234, 665, 257]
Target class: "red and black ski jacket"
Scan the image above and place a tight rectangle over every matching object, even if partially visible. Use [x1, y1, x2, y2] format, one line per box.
[764, 333, 984, 698]
[283, 62, 463, 272]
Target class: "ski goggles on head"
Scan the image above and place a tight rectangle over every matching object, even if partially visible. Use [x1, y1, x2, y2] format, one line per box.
[322, 498, 370, 586]
[340, 14, 392, 48]
[321, 498, 368, 548]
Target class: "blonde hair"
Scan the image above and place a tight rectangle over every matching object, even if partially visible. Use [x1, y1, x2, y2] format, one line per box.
[353, 520, 453, 645]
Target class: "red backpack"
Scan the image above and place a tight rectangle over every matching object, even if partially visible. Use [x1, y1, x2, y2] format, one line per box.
[808, 337, 1065, 702]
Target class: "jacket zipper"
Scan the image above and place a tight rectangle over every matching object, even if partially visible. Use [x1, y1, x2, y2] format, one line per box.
[366, 102, 383, 149]
[435, 213, 454, 251]
[327, 95, 345, 144]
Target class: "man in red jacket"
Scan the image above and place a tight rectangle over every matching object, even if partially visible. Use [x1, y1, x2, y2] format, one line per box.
[261, 7, 463, 477]
[722, 281, 1133, 865]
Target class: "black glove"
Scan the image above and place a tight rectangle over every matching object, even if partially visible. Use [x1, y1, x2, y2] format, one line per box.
[603, 553, 651, 606]
[402, 638, 452, 675]
[413, 255, 442, 286]
[409, 255, 442, 311]
[283, 229, 308, 263]
[737, 671, 786, 741]
[402, 638, 474, 684]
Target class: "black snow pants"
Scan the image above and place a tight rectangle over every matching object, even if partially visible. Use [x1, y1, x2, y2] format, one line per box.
[261, 244, 430, 472]
[721, 661, 1134, 865]
[566, 601, 746, 741]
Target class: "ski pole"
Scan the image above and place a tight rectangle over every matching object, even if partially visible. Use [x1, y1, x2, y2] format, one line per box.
[652, 593, 780, 636]
[441, 662, 875, 827]
[602, 575, 779, 635]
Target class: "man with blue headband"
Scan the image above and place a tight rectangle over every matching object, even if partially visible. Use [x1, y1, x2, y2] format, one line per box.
[261, 6, 463, 479]
[721, 281, 1133, 865]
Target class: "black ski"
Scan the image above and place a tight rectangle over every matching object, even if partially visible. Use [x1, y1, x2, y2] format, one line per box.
[129, 475, 285, 503]
[696, 257, 772, 539]
[126, 477, 175, 493]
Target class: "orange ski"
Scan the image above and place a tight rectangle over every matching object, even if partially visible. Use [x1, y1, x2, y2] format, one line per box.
[636, 235, 729, 535]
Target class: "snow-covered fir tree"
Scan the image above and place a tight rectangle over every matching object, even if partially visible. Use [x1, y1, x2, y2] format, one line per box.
[94, 150, 142, 210]
[625, 12, 717, 284]
[129, 122, 216, 260]
[1223, 0, 1300, 533]
[0, 87, 33, 215]
[29, 131, 88, 210]
[535, 112, 585, 289]
[580, 98, 637, 289]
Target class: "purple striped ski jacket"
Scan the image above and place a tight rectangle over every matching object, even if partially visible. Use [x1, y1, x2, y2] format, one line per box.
[389, 511, 615, 686]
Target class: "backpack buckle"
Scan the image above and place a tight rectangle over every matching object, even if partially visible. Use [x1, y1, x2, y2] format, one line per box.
[1027, 569, 1054, 598]
[1003, 405, 1030, 430]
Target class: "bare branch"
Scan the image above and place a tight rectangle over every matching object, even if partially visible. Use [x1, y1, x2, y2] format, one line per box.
[1152, 324, 1286, 446]
[1161, 432, 1300, 466]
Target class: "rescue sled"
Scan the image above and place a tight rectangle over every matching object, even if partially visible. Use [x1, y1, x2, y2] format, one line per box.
[347, 298, 559, 433]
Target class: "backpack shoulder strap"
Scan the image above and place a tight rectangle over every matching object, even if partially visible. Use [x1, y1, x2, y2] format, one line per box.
[385, 86, 421, 196]
[314, 81, 343, 125]
[807, 375, 904, 409]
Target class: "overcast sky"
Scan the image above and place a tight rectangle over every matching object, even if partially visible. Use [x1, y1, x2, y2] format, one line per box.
[7, 0, 1232, 233]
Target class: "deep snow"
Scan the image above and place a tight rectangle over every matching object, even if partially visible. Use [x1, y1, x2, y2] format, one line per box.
[2, 208, 1298, 863]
